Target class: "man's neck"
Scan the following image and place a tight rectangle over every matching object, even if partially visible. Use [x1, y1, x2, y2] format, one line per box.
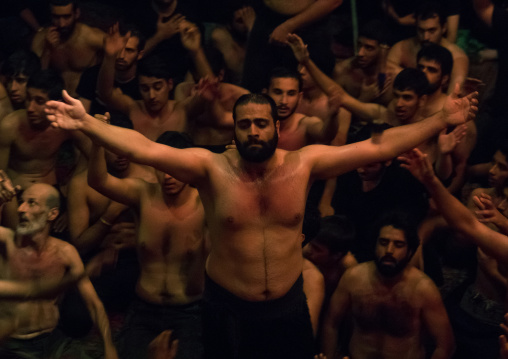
[239, 152, 279, 178]
[278, 113, 300, 131]
[360, 62, 378, 77]
[163, 184, 194, 207]
[16, 231, 50, 253]
[115, 66, 137, 83]
[145, 100, 171, 118]
[426, 89, 446, 106]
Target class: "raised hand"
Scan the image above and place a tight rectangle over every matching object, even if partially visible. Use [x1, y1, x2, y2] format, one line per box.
[45, 90, 88, 130]
[269, 23, 291, 45]
[46, 26, 60, 48]
[473, 193, 508, 230]
[104, 23, 130, 57]
[194, 76, 220, 102]
[148, 330, 179, 359]
[180, 21, 201, 52]
[233, 6, 256, 33]
[438, 124, 467, 155]
[157, 13, 185, 40]
[398, 148, 436, 184]
[0, 170, 20, 206]
[442, 83, 478, 126]
[287, 33, 310, 64]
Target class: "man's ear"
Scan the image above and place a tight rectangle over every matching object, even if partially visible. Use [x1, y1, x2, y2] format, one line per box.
[48, 208, 59, 222]
[262, 88, 267, 94]
[137, 50, 144, 61]
[75, 8, 81, 19]
[275, 120, 280, 136]
[441, 74, 450, 89]
[167, 79, 174, 92]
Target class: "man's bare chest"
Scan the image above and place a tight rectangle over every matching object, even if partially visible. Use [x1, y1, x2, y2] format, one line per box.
[50, 44, 97, 71]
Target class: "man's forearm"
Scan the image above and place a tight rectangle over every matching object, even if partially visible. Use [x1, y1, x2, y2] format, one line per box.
[80, 115, 152, 162]
[282, 0, 342, 33]
[376, 111, 445, 159]
[190, 48, 214, 78]
[97, 55, 117, 103]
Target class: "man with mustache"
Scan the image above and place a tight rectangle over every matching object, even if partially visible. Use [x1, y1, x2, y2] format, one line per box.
[44, 87, 474, 358]
[387, 1, 468, 94]
[0, 182, 117, 358]
[31, 0, 105, 97]
[264, 67, 338, 151]
[322, 212, 454, 359]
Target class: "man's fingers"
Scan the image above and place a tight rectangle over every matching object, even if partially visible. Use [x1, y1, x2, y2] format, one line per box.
[62, 90, 75, 104]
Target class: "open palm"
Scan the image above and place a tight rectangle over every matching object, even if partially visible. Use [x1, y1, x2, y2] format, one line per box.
[45, 90, 87, 130]
[442, 84, 478, 126]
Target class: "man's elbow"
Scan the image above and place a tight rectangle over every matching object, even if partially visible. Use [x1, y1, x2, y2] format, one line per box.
[328, 0, 343, 10]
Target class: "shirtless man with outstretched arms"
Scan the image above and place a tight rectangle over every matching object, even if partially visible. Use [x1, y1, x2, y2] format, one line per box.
[44, 88, 476, 358]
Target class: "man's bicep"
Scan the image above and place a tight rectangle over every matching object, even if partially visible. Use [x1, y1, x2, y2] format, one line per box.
[306, 141, 379, 179]
[97, 176, 143, 206]
[148, 146, 212, 184]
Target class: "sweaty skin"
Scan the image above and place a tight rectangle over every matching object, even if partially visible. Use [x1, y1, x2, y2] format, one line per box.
[44, 90, 476, 301]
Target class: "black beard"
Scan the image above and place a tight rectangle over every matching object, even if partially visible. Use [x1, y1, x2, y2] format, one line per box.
[234, 132, 278, 163]
[58, 24, 75, 41]
[375, 255, 409, 277]
[427, 80, 442, 95]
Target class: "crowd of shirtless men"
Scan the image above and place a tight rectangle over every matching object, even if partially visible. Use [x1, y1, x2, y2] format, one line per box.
[0, 0, 507, 358]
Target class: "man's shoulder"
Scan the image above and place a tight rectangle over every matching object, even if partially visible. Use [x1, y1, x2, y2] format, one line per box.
[298, 113, 322, 125]
[343, 261, 370, 280]
[75, 23, 105, 46]
[0, 110, 23, 136]
[0, 227, 14, 242]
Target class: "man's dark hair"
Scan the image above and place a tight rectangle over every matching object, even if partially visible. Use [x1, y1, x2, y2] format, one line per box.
[417, 44, 453, 77]
[138, 55, 172, 80]
[27, 70, 65, 101]
[49, 0, 78, 10]
[268, 67, 303, 92]
[415, 1, 446, 26]
[313, 215, 356, 255]
[374, 211, 419, 256]
[359, 20, 390, 46]
[120, 24, 146, 51]
[232, 93, 279, 124]
[1, 50, 41, 78]
[393, 68, 429, 96]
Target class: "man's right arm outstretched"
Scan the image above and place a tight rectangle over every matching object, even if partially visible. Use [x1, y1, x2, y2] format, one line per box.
[46, 90, 211, 185]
